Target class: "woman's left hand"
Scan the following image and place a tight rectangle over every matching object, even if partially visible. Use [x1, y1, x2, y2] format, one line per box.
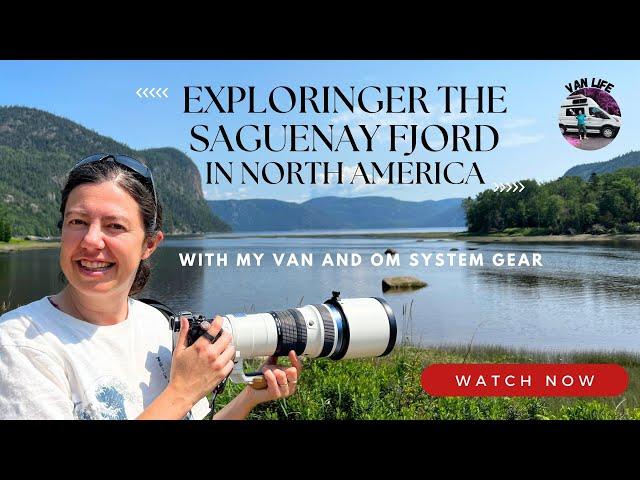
[244, 350, 302, 407]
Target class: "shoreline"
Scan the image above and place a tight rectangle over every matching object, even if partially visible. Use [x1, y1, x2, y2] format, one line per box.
[457, 233, 640, 244]
[3, 232, 640, 252]
[245, 231, 640, 244]
[0, 240, 60, 252]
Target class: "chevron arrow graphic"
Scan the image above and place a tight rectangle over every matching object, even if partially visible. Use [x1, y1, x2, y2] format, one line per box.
[494, 181, 526, 193]
[137, 87, 169, 99]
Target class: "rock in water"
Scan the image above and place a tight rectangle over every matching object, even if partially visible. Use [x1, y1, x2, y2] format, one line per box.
[384, 248, 398, 256]
[382, 276, 428, 291]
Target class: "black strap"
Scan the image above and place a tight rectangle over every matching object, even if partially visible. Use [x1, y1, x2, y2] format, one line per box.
[137, 297, 176, 325]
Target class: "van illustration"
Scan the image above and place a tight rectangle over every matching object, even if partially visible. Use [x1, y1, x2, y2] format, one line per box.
[558, 94, 621, 138]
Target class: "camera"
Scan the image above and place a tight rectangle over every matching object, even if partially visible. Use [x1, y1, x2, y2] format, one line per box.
[160, 291, 396, 387]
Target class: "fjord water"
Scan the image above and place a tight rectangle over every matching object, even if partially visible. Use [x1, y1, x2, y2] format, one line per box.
[2, 229, 640, 352]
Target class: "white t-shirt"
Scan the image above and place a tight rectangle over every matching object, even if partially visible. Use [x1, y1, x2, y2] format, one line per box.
[0, 296, 210, 420]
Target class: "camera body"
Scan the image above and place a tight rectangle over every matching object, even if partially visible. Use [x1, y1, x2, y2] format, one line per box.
[170, 312, 218, 348]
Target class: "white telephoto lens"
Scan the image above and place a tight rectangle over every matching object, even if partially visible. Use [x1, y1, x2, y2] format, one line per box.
[221, 295, 396, 361]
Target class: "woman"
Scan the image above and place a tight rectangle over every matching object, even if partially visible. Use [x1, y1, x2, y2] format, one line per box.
[0, 153, 301, 419]
[576, 110, 588, 141]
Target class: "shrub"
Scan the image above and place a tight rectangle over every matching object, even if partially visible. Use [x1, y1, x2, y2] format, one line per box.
[590, 224, 607, 235]
[620, 222, 640, 233]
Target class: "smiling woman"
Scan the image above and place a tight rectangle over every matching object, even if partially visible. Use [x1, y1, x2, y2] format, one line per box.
[0, 154, 302, 420]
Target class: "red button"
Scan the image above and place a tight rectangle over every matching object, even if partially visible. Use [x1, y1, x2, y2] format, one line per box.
[421, 364, 628, 397]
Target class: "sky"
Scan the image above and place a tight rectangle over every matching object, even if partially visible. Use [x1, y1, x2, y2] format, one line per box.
[0, 60, 638, 203]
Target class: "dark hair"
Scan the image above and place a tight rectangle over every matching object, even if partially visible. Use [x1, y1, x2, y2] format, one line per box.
[57, 158, 163, 296]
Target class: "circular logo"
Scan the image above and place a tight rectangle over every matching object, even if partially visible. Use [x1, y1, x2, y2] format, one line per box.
[559, 88, 622, 150]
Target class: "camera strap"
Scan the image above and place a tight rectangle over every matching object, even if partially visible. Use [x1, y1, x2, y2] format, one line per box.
[137, 297, 176, 325]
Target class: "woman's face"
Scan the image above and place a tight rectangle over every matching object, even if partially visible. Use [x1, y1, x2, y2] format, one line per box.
[60, 181, 162, 298]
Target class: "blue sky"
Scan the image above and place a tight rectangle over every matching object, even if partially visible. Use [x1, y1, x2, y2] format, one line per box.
[1, 60, 638, 202]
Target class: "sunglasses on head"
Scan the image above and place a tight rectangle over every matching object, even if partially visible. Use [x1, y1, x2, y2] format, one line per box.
[73, 153, 158, 229]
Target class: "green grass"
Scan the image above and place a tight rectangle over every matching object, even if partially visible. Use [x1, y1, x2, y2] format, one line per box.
[498, 227, 551, 236]
[211, 344, 640, 420]
[456, 227, 553, 237]
[0, 237, 42, 245]
[0, 237, 59, 251]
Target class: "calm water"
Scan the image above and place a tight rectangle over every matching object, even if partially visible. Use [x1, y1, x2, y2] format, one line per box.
[2, 230, 640, 352]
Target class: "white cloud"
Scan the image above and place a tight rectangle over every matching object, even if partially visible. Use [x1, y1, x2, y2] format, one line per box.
[205, 186, 249, 200]
[306, 163, 394, 197]
[202, 185, 220, 200]
[294, 193, 312, 203]
[500, 133, 544, 147]
[344, 164, 392, 193]
[434, 102, 479, 124]
[502, 117, 536, 129]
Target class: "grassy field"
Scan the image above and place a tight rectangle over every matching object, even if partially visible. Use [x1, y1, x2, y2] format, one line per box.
[213, 344, 640, 420]
[0, 238, 60, 252]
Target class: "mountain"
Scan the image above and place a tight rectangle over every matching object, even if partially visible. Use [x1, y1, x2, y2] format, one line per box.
[0, 107, 230, 235]
[564, 151, 640, 180]
[208, 196, 465, 231]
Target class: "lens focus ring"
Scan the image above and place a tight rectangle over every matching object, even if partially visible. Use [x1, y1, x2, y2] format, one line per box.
[271, 309, 307, 356]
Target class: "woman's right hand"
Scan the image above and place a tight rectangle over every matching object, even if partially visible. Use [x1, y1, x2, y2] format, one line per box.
[168, 316, 236, 408]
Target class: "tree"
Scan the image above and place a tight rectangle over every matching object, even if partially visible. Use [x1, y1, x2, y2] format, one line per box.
[581, 203, 598, 229]
[464, 168, 640, 234]
[0, 219, 11, 242]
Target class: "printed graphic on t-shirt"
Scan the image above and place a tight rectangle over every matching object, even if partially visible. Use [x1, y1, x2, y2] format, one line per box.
[73, 376, 142, 420]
